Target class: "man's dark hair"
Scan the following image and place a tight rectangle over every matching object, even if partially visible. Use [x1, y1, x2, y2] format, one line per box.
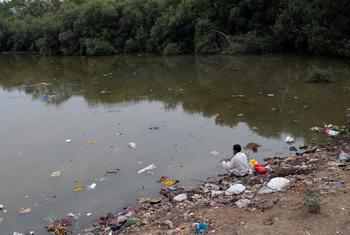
[233, 144, 241, 152]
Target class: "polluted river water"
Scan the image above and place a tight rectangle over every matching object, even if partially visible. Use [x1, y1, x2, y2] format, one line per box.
[0, 54, 349, 234]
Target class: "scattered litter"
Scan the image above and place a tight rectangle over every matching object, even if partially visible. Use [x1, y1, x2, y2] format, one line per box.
[13, 232, 24, 235]
[105, 168, 120, 174]
[331, 178, 344, 188]
[86, 212, 92, 216]
[39, 95, 55, 103]
[245, 143, 261, 152]
[128, 142, 136, 148]
[210, 150, 224, 157]
[67, 212, 78, 219]
[231, 94, 245, 98]
[163, 220, 174, 229]
[289, 146, 298, 151]
[46, 217, 74, 235]
[258, 186, 275, 194]
[123, 218, 138, 229]
[339, 151, 350, 162]
[249, 159, 258, 167]
[161, 179, 180, 187]
[192, 194, 202, 200]
[64, 139, 72, 143]
[285, 136, 294, 143]
[237, 113, 244, 117]
[235, 198, 251, 208]
[267, 177, 290, 191]
[42, 214, 56, 224]
[195, 223, 208, 234]
[0, 204, 3, 210]
[225, 184, 246, 196]
[138, 164, 157, 174]
[174, 193, 187, 202]
[254, 163, 269, 174]
[211, 190, 224, 197]
[310, 127, 321, 132]
[88, 183, 97, 190]
[73, 184, 85, 192]
[116, 132, 123, 136]
[137, 197, 161, 204]
[252, 126, 259, 130]
[16, 207, 31, 215]
[325, 129, 339, 137]
[149, 126, 159, 130]
[87, 140, 96, 144]
[98, 177, 106, 182]
[267, 93, 275, 97]
[50, 171, 61, 177]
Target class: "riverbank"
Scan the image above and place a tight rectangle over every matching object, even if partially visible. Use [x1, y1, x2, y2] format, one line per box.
[70, 128, 350, 234]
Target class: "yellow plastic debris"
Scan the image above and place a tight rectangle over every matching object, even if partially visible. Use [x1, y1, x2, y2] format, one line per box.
[73, 184, 85, 192]
[249, 159, 258, 167]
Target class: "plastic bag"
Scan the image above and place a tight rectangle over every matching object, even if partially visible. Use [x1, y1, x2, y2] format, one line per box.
[266, 177, 290, 190]
[254, 163, 269, 174]
[225, 184, 245, 195]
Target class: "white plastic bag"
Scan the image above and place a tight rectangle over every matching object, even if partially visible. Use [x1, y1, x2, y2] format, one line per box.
[266, 177, 290, 190]
[174, 193, 187, 202]
[225, 184, 246, 196]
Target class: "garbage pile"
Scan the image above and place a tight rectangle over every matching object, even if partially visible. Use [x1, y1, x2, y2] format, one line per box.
[119, 141, 350, 234]
[83, 209, 138, 235]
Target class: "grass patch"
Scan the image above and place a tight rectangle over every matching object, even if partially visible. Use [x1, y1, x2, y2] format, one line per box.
[303, 191, 321, 213]
[307, 66, 334, 83]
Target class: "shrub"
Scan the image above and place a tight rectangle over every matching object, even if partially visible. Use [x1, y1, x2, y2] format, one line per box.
[303, 191, 321, 213]
[222, 42, 246, 55]
[80, 38, 115, 56]
[194, 18, 219, 54]
[162, 43, 182, 56]
[307, 66, 334, 83]
[222, 31, 273, 55]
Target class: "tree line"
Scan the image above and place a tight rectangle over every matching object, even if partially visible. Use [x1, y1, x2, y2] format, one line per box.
[0, 0, 349, 57]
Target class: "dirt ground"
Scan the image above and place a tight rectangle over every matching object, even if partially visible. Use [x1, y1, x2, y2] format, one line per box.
[125, 180, 350, 235]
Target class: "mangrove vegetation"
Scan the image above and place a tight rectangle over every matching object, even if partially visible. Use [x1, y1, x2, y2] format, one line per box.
[0, 0, 349, 57]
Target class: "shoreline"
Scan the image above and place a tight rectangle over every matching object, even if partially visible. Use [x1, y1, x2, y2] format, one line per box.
[46, 127, 350, 235]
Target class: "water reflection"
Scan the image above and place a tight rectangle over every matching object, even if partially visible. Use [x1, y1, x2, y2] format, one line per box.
[0, 54, 349, 138]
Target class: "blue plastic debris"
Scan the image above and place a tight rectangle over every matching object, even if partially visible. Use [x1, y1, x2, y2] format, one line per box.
[39, 95, 55, 103]
[195, 223, 208, 234]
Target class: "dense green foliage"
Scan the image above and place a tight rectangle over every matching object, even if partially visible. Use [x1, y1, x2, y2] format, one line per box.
[0, 0, 350, 56]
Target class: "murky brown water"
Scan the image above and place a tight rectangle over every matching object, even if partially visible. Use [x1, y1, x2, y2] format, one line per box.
[0, 54, 349, 234]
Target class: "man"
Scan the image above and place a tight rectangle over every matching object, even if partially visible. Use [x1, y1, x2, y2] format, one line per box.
[221, 144, 249, 176]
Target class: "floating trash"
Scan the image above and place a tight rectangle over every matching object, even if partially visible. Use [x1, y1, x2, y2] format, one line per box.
[50, 171, 61, 177]
[88, 183, 97, 190]
[73, 184, 85, 192]
[138, 164, 157, 174]
[128, 142, 136, 148]
[16, 207, 31, 215]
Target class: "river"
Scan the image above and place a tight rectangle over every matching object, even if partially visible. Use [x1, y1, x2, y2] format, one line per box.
[0, 54, 349, 234]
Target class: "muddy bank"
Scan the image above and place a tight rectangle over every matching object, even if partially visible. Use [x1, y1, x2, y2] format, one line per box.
[122, 141, 350, 235]
[43, 126, 350, 235]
